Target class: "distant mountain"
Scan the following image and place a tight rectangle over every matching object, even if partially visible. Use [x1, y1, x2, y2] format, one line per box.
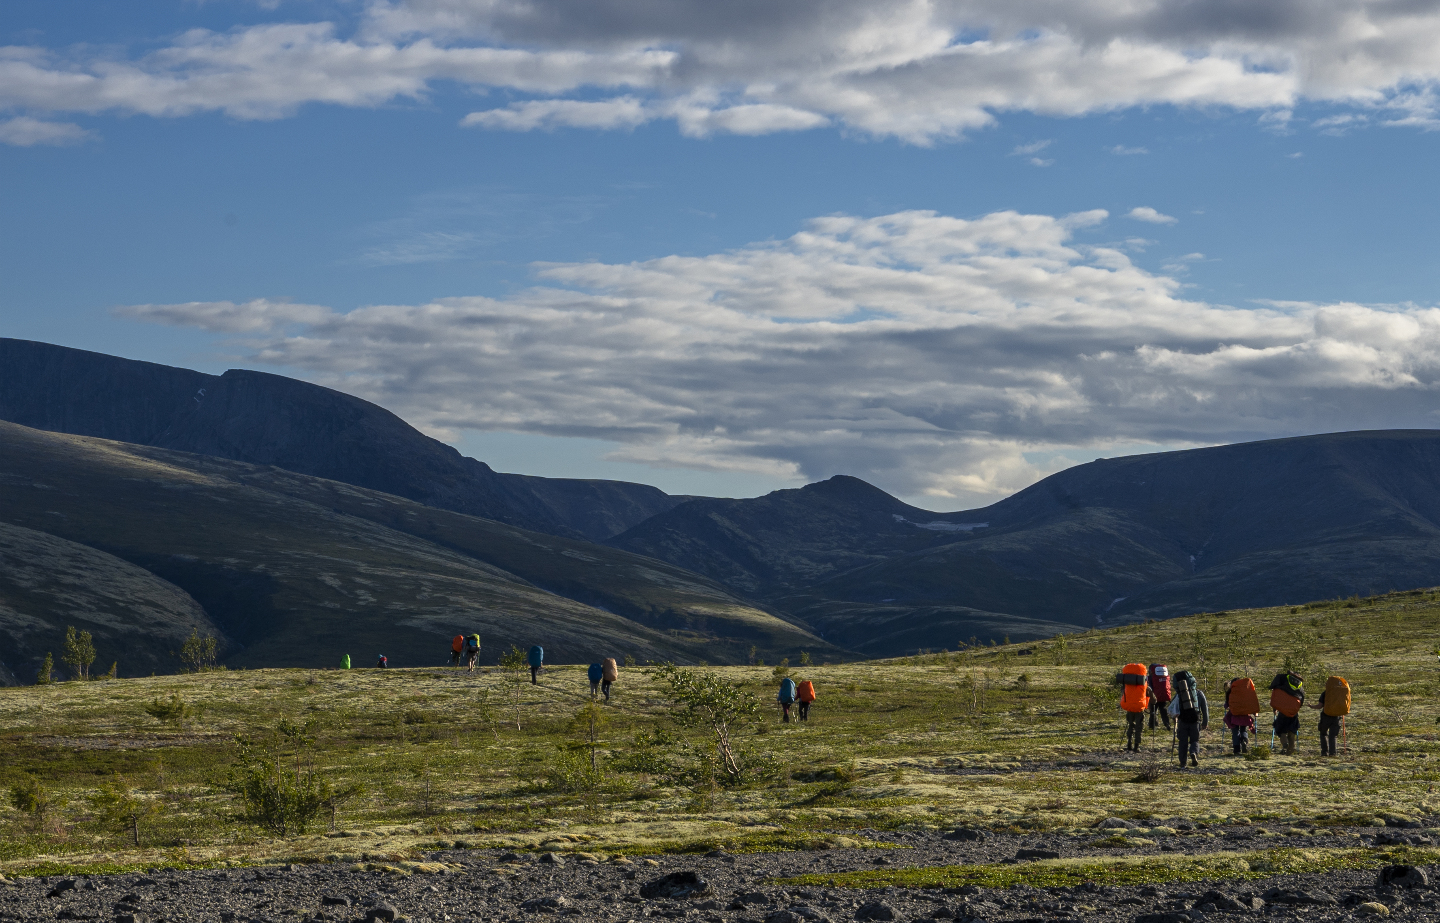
[613, 431, 1440, 653]
[0, 338, 682, 541]
[0, 420, 840, 682]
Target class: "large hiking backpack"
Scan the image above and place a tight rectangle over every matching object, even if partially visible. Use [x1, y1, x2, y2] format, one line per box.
[1324, 676, 1352, 717]
[778, 677, 797, 704]
[1228, 677, 1260, 716]
[465, 635, 480, 653]
[1148, 664, 1173, 704]
[797, 680, 817, 702]
[1120, 663, 1150, 712]
[528, 646, 544, 668]
[588, 663, 603, 683]
[602, 657, 619, 682]
[452, 634, 464, 653]
[1270, 672, 1303, 717]
[1172, 670, 1199, 718]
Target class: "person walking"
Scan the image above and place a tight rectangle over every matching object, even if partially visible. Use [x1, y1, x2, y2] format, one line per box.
[463, 634, 481, 672]
[588, 662, 604, 699]
[376, 654, 388, 669]
[1223, 677, 1260, 755]
[796, 679, 816, 722]
[1308, 675, 1351, 757]
[1171, 669, 1208, 768]
[450, 634, 464, 667]
[527, 645, 544, 684]
[601, 657, 618, 702]
[1147, 664, 1173, 731]
[1119, 663, 1151, 752]
[778, 676, 798, 723]
[1270, 672, 1304, 755]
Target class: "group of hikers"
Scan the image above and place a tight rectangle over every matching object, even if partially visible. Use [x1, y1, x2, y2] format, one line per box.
[1120, 663, 1352, 766]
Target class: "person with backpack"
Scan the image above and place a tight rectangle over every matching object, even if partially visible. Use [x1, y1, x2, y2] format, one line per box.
[796, 679, 817, 722]
[1308, 676, 1351, 757]
[1223, 677, 1260, 755]
[778, 676, 798, 722]
[601, 657, 618, 702]
[450, 634, 464, 667]
[341, 653, 351, 670]
[1147, 664, 1173, 731]
[1119, 663, 1151, 752]
[527, 645, 544, 684]
[463, 634, 481, 672]
[1169, 669, 1208, 767]
[1270, 672, 1304, 755]
[377, 654, 388, 669]
[588, 662, 604, 698]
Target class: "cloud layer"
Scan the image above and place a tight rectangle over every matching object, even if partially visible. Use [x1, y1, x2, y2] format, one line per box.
[121, 208, 1440, 506]
[6, 1, 1440, 142]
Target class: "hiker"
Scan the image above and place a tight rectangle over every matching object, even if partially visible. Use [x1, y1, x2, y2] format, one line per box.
[1308, 675, 1351, 757]
[1147, 664, 1173, 731]
[527, 645, 544, 684]
[450, 634, 464, 666]
[1223, 677, 1260, 755]
[588, 662, 604, 698]
[341, 653, 351, 670]
[778, 676, 798, 723]
[601, 657, 618, 702]
[1270, 672, 1305, 755]
[1119, 663, 1151, 752]
[1169, 669, 1208, 768]
[796, 678, 816, 722]
[463, 634, 481, 672]
[377, 654, 388, 669]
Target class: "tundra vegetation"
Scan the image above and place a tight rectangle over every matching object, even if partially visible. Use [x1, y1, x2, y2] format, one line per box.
[3, 588, 1440, 885]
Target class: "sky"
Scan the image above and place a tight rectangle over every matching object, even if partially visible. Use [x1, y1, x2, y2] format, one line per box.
[4, 1, 1440, 508]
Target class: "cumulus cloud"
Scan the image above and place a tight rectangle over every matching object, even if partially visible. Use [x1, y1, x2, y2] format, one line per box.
[121, 208, 1440, 506]
[0, 116, 90, 146]
[1127, 206, 1177, 224]
[5, 1, 1440, 141]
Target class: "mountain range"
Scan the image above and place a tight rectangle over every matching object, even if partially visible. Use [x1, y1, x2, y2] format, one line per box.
[5, 336, 1440, 679]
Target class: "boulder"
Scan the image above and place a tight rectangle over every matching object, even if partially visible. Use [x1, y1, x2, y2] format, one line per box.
[640, 871, 712, 900]
[1378, 865, 1428, 889]
[855, 901, 898, 921]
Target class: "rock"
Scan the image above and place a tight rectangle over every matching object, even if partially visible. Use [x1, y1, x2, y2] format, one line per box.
[941, 828, 986, 842]
[1262, 888, 1335, 905]
[855, 901, 898, 921]
[115, 914, 145, 923]
[1015, 849, 1060, 861]
[704, 849, 737, 862]
[520, 896, 568, 913]
[1098, 818, 1138, 830]
[732, 890, 771, 907]
[538, 853, 564, 867]
[366, 902, 398, 923]
[1379, 865, 1428, 888]
[767, 908, 831, 923]
[641, 859, 660, 867]
[48, 879, 80, 897]
[1384, 815, 1422, 829]
[639, 871, 711, 900]
[1197, 891, 1249, 913]
[321, 896, 351, 907]
[1357, 902, 1391, 917]
[1134, 913, 1190, 923]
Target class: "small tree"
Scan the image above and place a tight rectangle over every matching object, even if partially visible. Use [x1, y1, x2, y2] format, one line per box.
[499, 646, 528, 730]
[655, 664, 759, 781]
[221, 722, 355, 838]
[143, 694, 191, 726]
[94, 781, 161, 847]
[36, 652, 53, 685]
[178, 629, 219, 673]
[799, 651, 812, 666]
[10, 776, 62, 835]
[62, 626, 96, 680]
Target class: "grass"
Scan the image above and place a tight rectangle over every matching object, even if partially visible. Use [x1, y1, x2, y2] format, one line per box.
[3, 586, 1440, 880]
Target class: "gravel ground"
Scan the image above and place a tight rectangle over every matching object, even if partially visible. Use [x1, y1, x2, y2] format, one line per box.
[2, 825, 1438, 923]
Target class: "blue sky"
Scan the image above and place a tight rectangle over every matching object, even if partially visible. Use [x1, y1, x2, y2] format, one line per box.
[4, 1, 1440, 506]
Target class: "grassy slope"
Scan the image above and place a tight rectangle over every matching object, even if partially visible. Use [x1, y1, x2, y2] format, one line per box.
[0, 422, 834, 676]
[2, 587, 1438, 877]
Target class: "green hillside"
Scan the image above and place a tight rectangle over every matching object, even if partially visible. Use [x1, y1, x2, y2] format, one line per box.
[1, 588, 1437, 878]
[0, 421, 838, 680]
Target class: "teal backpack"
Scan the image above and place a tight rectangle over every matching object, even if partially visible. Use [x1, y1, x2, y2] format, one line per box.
[778, 677, 797, 704]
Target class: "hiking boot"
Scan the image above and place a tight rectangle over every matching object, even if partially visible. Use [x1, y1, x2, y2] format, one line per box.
[1189, 757, 1199, 768]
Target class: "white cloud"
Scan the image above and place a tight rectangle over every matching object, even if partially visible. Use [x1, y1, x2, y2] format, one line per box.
[0, 115, 90, 146]
[1128, 206, 1177, 224]
[1108, 144, 1148, 155]
[5, 1, 1440, 141]
[121, 208, 1440, 506]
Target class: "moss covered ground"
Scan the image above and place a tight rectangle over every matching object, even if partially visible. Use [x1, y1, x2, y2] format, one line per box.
[2, 586, 1439, 879]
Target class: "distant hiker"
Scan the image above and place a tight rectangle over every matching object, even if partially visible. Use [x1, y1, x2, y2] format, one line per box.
[377, 654, 388, 669]
[1119, 663, 1151, 752]
[588, 662, 604, 698]
[1308, 675, 1351, 757]
[1224, 677, 1260, 755]
[1147, 664, 1173, 731]
[341, 653, 351, 670]
[1270, 672, 1305, 755]
[451, 634, 464, 667]
[463, 634, 481, 672]
[778, 676, 798, 723]
[1169, 669, 1208, 768]
[527, 645, 544, 684]
[796, 679, 817, 722]
[601, 657, 618, 702]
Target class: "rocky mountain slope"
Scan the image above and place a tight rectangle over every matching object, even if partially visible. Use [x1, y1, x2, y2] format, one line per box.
[0, 420, 838, 682]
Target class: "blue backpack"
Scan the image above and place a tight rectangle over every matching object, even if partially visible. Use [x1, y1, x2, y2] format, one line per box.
[588, 663, 603, 683]
[527, 646, 544, 668]
[778, 677, 797, 704]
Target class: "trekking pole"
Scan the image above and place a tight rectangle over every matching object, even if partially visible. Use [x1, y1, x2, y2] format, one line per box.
[1342, 715, 1348, 756]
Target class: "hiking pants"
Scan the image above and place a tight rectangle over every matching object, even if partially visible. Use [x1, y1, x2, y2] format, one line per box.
[798, 701, 811, 722]
[1279, 732, 1296, 755]
[601, 680, 612, 702]
[1230, 726, 1249, 754]
[1319, 714, 1341, 756]
[1148, 699, 1171, 731]
[1125, 711, 1145, 751]
[530, 665, 539, 684]
[1177, 720, 1200, 766]
[590, 680, 600, 698]
[780, 702, 792, 722]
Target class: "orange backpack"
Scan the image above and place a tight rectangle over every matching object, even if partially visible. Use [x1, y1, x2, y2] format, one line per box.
[1270, 688, 1302, 717]
[1228, 677, 1260, 716]
[1120, 663, 1150, 713]
[1323, 676, 1351, 716]
[797, 680, 816, 702]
